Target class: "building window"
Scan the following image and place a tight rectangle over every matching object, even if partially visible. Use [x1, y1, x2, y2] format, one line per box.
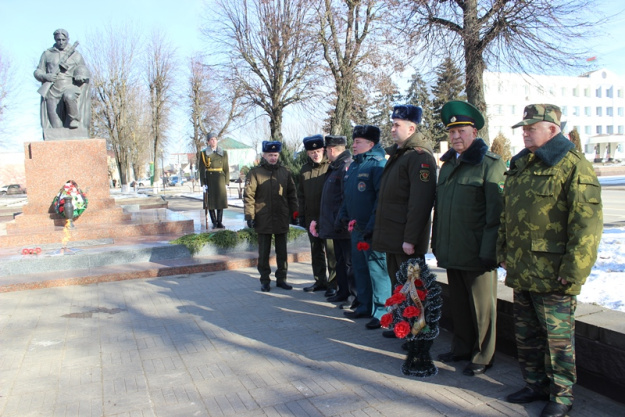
[510, 105, 516, 115]
[573, 87, 579, 97]
[585, 107, 591, 116]
[524, 85, 530, 95]
[561, 106, 567, 116]
[585, 126, 592, 135]
[573, 106, 580, 116]
[596, 107, 603, 117]
[607, 125, 614, 134]
[584, 87, 591, 97]
[607, 86, 614, 98]
[596, 87, 602, 98]
[596, 125, 603, 134]
[607, 107, 614, 116]
[619, 89, 624, 98]
[619, 107, 624, 116]
[619, 126, 624, 134]
[561, 87, 567, 96]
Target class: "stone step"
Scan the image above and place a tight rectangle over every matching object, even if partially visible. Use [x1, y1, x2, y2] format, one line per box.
[0, 240, 192, 277]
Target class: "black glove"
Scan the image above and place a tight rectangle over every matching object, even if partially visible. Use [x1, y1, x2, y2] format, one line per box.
[362, 230, 373, 241]
[246, 219, 255, 228]
[334, 217, 347, 233]
[479, 257, 497, 270]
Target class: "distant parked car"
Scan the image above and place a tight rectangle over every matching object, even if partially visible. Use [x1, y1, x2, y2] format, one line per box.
[130, 178, 150, 187]
[168, 176, 186, 186]
[0, 184, 27, 195]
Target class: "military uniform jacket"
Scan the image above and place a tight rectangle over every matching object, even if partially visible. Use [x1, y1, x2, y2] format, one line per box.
[244, 158, 298, 235]
[372, 132, 437, 255]
[198, 146, 229, 209]
[318, 150, 352, 240]
[297, 157, 330, 228]
[337, 143, 386, 235]
[431, 138, 506, 271]
[496, 133, 602, 295]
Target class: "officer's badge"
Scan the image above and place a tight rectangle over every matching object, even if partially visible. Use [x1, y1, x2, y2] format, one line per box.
[358, 181, 367, 192]
[419, 170, 430, 182]
[498, 181, 505, 193]
[450, 116, 456, 123]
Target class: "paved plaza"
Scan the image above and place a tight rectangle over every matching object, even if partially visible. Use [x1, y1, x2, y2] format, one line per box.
[1, 261, 624, 417]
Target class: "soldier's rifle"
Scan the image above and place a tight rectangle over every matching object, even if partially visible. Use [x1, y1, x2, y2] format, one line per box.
[37, 41, 80, 98]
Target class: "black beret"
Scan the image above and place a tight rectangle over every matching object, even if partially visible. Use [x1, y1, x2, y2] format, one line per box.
[262, 140, 282, 153]
[352, 125, 380, 144]
[391, 104, 423, 124]
[303, 134, 325, 151]
[325, 135, 347, 147]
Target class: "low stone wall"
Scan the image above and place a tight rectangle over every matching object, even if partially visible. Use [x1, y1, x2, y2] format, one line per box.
[433, 267, 625, 404]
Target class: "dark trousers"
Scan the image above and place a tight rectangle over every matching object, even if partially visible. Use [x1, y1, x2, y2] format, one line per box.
[257, 233, 288, 285]
[308, 233, 336, 287]
[386, 252, 423, 289]
[513, 290, 577, 406]
[447, 269, 497, 365]
[333, 238, 355, 299]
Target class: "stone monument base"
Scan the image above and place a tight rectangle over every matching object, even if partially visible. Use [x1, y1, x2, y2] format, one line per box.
[0, 139, 193, 247]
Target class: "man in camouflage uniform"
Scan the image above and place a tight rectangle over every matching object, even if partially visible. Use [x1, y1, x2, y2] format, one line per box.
[497, 104, 603, 417]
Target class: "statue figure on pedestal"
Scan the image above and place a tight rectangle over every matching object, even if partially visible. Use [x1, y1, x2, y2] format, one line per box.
[34, 28, 91, 140]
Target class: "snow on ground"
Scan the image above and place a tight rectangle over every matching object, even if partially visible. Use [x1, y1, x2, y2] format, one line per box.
[426, 227, 625, 313]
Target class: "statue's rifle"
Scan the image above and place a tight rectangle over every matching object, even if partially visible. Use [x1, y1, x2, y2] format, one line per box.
[37, 41, 80, 97]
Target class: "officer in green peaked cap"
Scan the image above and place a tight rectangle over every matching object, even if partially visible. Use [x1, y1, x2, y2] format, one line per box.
[441, 100, 485, 130]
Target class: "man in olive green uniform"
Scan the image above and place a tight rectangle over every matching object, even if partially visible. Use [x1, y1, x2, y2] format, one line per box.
[372, 104, 437, 294]
[498, 104, 602, 417]
[431, 101, 506, 376]
[244, 141, 299, 292]
[298, 134, 337, 297]
[198, 131, 229, 228]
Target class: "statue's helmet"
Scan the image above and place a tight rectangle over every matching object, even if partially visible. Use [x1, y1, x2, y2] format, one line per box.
[73, 65, 91, 82]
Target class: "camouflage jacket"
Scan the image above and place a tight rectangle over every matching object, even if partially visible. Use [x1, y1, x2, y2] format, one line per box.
[496, 133, 602, 295]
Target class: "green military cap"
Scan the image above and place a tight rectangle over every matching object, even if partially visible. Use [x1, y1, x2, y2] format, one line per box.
[512, 104, 561, 128]
[441, 100, 484, 130]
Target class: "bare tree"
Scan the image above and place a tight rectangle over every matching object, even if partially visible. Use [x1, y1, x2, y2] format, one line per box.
[317, 0, 384, 136]
[391, 0, 604, 142]
[206, 0, 321, 142]
[188, 56, 246, 155]
[86, 24, 145, 191]
[146, 30, 177, 187]
[0, 48, 12, 133]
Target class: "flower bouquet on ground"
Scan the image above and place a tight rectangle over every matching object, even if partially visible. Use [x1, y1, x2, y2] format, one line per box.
[52, 180, 88, 220]
[381, 257, 442, 377]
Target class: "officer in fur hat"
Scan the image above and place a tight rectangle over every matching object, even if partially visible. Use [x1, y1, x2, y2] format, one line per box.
[431, 100, 506, 376]
[298, 135, 337, 297]
[372, 104, 437, 332]
[338, 125, 390, 328]
[244, 141, 299, 292]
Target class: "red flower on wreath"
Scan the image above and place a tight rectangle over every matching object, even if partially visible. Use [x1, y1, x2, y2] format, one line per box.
[414, 279, 424, 287]
[385, 292, 406, 307]
[394, 321, 411, 338]
[402, 305, 421, 318]
[356, 241, 370, 251]
[417, 289, 428, 301]
[393, 284, 403, 294]
[380, 313, 393, 328]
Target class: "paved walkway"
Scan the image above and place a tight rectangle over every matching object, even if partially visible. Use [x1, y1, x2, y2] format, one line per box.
[1, 261, 624, 417]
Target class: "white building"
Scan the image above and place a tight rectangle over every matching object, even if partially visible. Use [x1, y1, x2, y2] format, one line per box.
[484, 69, 625, 161]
